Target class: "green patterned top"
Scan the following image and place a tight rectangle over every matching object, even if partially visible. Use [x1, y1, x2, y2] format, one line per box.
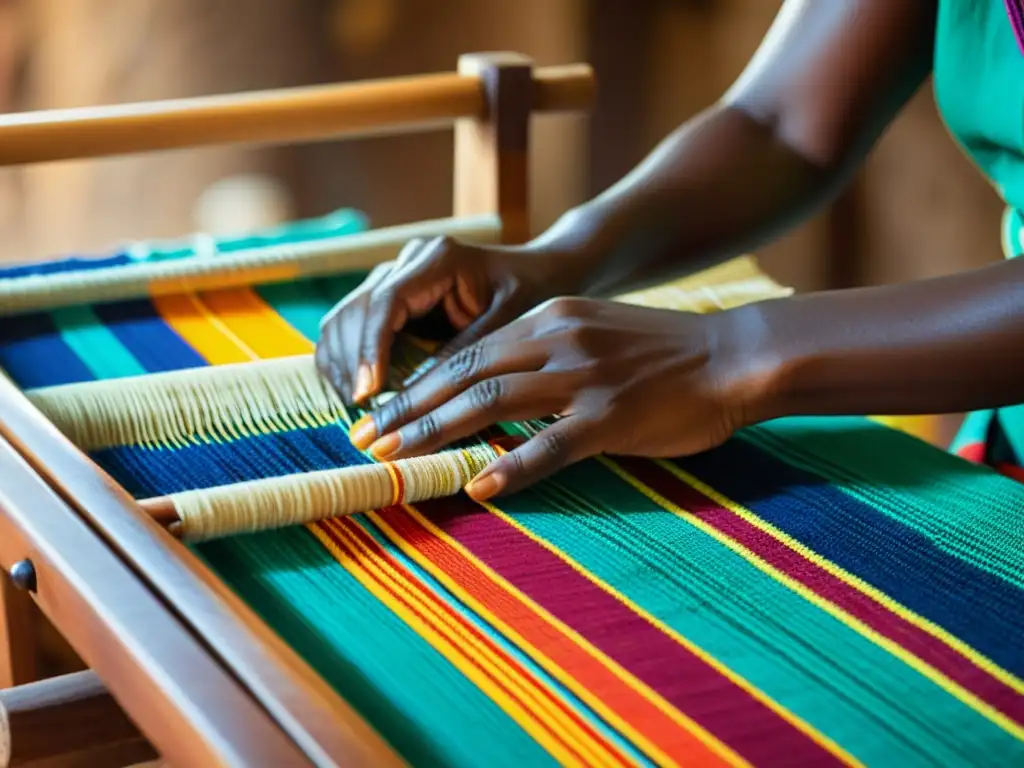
[934, 0, 1024, 465]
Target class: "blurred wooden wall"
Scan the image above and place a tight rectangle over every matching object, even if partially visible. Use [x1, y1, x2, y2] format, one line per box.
[0, 0, 1003, 287]
[587, 0, 1004, 295]
[0, 0, 587, 260]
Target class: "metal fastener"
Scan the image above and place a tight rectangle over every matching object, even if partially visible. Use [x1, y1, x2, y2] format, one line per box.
[9, 559, 36, 592]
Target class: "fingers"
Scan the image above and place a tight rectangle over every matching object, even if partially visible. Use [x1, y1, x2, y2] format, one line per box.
[465, 417, 596, 502]
[356, 237, 442, 400]
[401, 293, 521, 389]
[352, 322, 548, 451]
[365, 372, 571, 460]
[316, 262, 390, 401]
[316, 235, 491, 405]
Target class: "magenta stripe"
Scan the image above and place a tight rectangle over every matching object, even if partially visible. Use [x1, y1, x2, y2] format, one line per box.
[616, 458, 1024, 726]
[416, 495, 842, 766]
[1007, 0, 1024, 55]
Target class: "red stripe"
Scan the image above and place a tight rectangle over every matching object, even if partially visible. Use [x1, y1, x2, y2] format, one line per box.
[995, 463, 1024, 484]
[337, 519, 628, 766]
[315, 518, 602, 766]
[377, 500, 842, 766]
[616, 457, 1024, 726]
[955, 442, 987, 464]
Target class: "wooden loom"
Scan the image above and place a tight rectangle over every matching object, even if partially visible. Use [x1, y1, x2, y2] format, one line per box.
[0, 53, 790, 767]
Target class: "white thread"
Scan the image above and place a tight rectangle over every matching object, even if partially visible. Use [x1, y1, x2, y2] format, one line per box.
[27, 355, 350, 451]
[0, 215, 501, 317]
[0, 693, 10, 768]
[172, 443, 499, 541]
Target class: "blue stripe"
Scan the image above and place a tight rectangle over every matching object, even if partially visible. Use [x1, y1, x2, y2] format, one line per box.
[50, 306, 148, 380]
[0, 311, 95, 387]
[92, 300, 207, 372]
[671, 437, 1024, 678]
[0, 252, 131, 279]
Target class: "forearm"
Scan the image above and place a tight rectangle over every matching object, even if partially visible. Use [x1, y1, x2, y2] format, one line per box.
[530, 104, 842, 297]
[745, 258, 1024, 420]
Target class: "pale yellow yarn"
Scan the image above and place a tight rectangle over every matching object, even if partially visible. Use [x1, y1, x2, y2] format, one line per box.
[27, 355, 346, 451]
[0, 692, 9, 768]
[25, 256, 792, 454]
[171, 443, 500, 542]
[0, 214, 501, 317]
[19, 254, 793, 540]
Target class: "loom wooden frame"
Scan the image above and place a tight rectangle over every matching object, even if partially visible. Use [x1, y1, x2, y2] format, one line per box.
[0, 52, 595, 767]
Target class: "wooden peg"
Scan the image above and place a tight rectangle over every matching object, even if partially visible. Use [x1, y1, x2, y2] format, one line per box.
[453, 52, 533, 244]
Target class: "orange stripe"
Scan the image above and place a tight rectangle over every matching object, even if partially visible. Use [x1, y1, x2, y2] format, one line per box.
[372, 506, 737, 768]
[197, 288, 313, 357]
[152, 293, 255, 364]
[337, 518, 635, 768]
[313, 518, 628, 767]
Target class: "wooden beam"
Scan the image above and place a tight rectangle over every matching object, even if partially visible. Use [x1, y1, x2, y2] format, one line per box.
[0, 572, 37, 689]
[0, 433, 314, 766]
[0, 670, 154, 767]
[454, 52, 533, 244]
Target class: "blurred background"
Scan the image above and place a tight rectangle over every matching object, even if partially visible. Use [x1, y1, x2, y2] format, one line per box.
[0, 0, 1007, 444]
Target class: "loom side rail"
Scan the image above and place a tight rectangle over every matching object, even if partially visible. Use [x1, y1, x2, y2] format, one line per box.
[0, 61, 594, 167]
[0, 423, 316, 767]
[0, 375, 401, 768]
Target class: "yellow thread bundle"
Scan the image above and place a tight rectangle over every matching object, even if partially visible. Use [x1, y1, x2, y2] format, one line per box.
[171, 443, 500, 541]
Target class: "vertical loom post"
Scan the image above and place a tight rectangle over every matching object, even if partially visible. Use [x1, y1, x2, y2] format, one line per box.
[0, 571, 38, 689]
[454, 52, 533, 244]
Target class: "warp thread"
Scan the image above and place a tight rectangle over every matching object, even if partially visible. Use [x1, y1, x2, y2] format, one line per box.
[27, 355, 350, 451]
[0, 215, 501, 317]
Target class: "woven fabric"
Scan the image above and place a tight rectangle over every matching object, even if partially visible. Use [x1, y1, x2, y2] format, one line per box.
[1, 231, 1023, 766]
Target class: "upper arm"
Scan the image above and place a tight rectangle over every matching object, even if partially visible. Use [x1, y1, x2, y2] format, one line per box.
[723, 0, 938, 169]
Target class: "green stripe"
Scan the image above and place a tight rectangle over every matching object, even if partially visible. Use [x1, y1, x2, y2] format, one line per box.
[501, 460, 1022, 767]
[60, 282, 557, 767]
[50, 306, 148, 380]
[256, 274, 367, 342]
[747, 417, 1024, 590]
[196, 526, 558, 768]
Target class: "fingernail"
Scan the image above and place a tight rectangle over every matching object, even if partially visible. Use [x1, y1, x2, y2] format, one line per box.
[348, 414, 377, 450]
[369, 432, 401, 460]
[352, 364, 374, 403]
[465, 471, 505, 502]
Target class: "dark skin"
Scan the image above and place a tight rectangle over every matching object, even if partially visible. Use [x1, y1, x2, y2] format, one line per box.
[317, 0, 1024, 501]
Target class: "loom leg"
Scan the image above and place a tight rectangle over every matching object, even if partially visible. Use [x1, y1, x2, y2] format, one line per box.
[0, 670, 156, 767]
[0, 572, 38, 689]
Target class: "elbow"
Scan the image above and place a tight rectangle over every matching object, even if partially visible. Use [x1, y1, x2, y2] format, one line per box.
[723, 92, 866, 179]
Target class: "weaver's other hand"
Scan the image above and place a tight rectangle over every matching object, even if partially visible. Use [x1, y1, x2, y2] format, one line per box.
[316, 236, 576, 405]
[348, 297, 777, 501]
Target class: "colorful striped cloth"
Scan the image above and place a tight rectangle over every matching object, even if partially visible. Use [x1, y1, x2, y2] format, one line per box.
[0, 218, 1022, 766]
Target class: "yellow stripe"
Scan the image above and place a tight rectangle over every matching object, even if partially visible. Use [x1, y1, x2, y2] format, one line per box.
[198, 288, 314, 357]
[153, 293, 258, 364]
[480, 497, 861, 767]
[601, 456, 1024, 741]
[321, 518, 627, 768]
[153, 289, 625, 765]
[651, 458, 1024, 698]
[309, 520, 596, 768]
[372, 506, 746, 768]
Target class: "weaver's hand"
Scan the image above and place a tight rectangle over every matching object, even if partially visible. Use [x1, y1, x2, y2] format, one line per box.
[348, 298, 776, 501]
[316, 236, 577, 405]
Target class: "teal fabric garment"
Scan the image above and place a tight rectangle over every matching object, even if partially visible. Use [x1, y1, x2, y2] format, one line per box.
[934, 1, 1024, 469]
